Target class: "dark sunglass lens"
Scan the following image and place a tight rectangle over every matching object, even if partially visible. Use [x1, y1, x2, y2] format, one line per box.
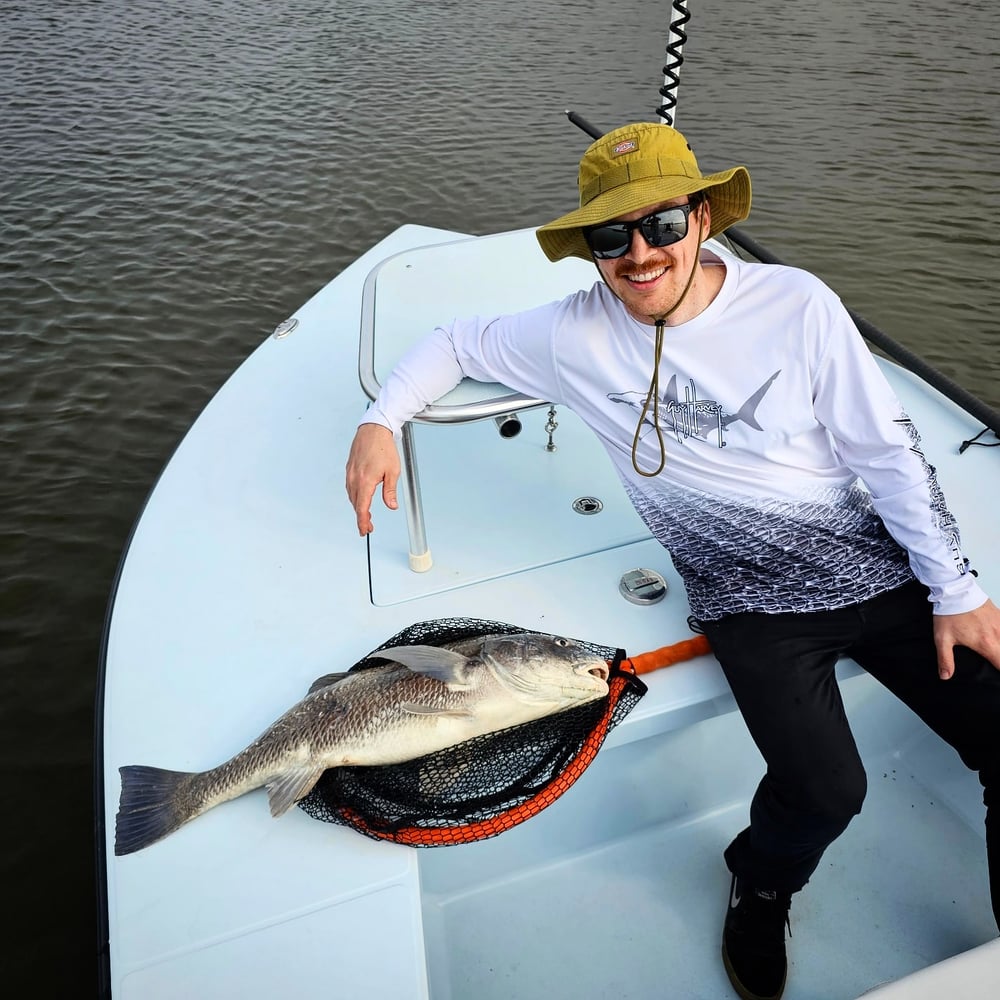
[586, 225, 630, 258]
[640, 208, 687, 247]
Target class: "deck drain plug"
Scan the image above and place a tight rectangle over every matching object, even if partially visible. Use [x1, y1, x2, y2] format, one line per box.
[572, 496, 603, 515]
[619, 568, 668, 605]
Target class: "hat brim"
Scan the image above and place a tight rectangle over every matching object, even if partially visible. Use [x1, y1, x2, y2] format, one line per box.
[536, 165, 751, 263]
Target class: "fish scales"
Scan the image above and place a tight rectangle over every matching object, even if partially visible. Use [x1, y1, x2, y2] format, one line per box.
[114, 632, 610, 855]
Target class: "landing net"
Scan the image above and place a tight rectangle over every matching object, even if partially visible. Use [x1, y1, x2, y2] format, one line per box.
[298, 617, 646, 846]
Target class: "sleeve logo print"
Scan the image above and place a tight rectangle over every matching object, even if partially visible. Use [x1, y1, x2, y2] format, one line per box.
[608, 370, 781, 448]
[895, 415, 968, 575]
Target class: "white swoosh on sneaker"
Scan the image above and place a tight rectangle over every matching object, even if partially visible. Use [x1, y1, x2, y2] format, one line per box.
[730, 880, 742, 909]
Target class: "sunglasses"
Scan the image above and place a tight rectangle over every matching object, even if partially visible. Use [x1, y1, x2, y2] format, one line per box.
[583, 203, 696, 259]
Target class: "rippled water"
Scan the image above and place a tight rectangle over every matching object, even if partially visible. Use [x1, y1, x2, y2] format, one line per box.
[2, 0, 997, 993]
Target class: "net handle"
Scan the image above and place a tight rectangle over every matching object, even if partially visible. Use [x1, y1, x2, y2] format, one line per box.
[620, 634, 711, 675]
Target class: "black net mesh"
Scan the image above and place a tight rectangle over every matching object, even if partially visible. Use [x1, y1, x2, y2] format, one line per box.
[298, 617, 646, 845]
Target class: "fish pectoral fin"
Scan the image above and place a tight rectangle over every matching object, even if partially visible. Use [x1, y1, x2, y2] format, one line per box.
[400, 702, 476, 719]
[377, 644, 472, 689]
[265, 766, 327, 817]
[306, 671, 351, 695]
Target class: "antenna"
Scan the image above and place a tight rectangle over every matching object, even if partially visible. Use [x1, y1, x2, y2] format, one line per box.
[657, 0, 691, 126]
[567, 1, 690, 140]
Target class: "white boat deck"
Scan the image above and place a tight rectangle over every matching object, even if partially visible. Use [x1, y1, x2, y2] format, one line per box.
[422, 697, 993, 1000]
[100, 225, 999, 998]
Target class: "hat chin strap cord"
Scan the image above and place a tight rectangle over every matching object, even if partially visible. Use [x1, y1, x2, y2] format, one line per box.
[630, 214, 705, 478]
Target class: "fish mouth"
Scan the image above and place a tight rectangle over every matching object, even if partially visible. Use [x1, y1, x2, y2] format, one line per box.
[580, 662, 610, 683]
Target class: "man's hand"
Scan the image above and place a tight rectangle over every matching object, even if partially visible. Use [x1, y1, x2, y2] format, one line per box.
[345, 423, 400, 536]
[933, 598, 1000, 679]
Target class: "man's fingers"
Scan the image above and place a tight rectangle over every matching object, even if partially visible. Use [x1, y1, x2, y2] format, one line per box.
[381, 471, 399, 512]
[932, 599, 1000, 680]
[357, 503, 374, 536]
[938, 651, 955, 680]
[934, 630, 956, 680]
[351, 482, 375, 536]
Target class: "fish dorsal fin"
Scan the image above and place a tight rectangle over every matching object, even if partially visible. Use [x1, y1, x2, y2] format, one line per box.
[377, 644, 472, 689]
[306, 671, 351, 695]
[265, 765, 326, 817]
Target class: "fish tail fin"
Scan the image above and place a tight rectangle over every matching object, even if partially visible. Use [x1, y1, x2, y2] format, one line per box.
[735, 369, 782, 431]
[114, 765, 198, 856]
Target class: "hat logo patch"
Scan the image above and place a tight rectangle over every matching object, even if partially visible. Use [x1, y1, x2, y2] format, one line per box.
[611, 139, 638, 156]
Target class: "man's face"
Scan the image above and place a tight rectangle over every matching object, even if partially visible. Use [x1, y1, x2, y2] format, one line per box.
[592, 195, 710, 325]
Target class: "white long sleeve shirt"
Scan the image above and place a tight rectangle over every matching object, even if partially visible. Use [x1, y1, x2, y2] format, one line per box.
[363, 251, 985, 620]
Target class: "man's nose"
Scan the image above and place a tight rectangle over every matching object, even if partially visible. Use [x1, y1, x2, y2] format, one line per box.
[626, 226, 656, 257]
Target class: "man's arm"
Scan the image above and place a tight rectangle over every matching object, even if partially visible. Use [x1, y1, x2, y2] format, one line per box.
[809, 293, 984, 592]
[804, 286, 999, 676]
[342, 297, 571, 535]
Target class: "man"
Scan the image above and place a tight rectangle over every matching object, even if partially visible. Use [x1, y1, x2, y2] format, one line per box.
[345, 122, 1000, 1000]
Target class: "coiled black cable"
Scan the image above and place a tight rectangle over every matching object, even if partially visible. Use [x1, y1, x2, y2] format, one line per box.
[656, 0, 691, 125]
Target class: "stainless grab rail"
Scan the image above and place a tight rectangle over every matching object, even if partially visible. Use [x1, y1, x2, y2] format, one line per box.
[358, 248, 551, 571]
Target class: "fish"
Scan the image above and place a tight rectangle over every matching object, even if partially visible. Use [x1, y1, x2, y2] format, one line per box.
[607, 369, 782, 445]
[114, 632, 610, 855]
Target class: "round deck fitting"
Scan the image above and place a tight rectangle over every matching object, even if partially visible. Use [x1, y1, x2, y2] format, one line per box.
[572, 496, 603, 515]
[619, 568, 668, 605]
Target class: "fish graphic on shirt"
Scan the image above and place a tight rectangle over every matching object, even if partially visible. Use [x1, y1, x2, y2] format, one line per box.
[608, 370, 781, 447]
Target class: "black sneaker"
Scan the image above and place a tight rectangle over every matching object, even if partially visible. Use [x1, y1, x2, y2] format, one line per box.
[722, 874, 792, 1000]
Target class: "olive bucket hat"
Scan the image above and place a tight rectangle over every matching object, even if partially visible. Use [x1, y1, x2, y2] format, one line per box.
[536, 122, 752, 263]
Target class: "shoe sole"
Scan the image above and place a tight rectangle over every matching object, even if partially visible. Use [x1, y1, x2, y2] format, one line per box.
[721, 937, 786, 1000]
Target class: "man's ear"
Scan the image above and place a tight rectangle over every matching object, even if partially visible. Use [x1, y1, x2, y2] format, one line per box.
[698, 195, 712, 236]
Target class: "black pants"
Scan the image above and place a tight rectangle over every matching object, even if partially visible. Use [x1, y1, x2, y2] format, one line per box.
[700, 580, 1000, 929]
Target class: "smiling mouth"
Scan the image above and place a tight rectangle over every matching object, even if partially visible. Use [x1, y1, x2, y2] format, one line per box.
[624, 265, 667, 285]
